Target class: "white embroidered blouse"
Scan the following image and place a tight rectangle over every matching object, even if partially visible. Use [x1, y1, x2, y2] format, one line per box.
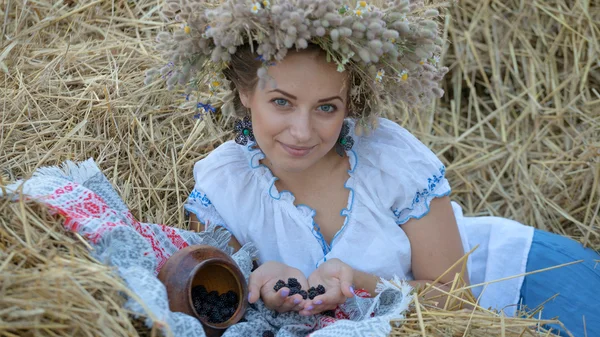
[185, 118, 534, 317]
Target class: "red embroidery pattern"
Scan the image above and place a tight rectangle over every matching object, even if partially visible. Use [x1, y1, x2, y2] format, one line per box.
[34, 181, 193, 275]
[161, 223, 189, 250]
[131, 219, 169, 271]
[309, 288, 373, 332]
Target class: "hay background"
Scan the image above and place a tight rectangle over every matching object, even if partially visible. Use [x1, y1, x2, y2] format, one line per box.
[0, 0, 598, 336]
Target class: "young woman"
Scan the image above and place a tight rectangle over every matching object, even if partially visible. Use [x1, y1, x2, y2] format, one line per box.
[150, 1, 600, 335]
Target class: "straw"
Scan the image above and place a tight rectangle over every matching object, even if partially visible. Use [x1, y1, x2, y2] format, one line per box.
[0, 196, 157, 336]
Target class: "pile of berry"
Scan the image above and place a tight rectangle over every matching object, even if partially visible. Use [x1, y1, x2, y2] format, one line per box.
[192, 285, 239, 323]
[273, 278, 326, 300]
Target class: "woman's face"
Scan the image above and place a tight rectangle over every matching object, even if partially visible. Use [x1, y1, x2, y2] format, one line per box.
[240, 50, 349, 174]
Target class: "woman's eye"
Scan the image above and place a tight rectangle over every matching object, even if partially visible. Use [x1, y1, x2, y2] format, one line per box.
[273, 98, 289, 107]
[318, 104, 336, 113]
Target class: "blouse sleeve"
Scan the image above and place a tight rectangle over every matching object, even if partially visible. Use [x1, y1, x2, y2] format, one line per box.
[359, 118, 452, 225]
[184, 187, 228, 230]
[183, 141, 251, 242]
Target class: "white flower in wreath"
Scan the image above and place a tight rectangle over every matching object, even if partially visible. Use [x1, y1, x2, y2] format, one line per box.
[251, 2, 261, 13]
[375, 69, 385, 82]
[398, 70, 408, 82]
[209, 80, 221, 92]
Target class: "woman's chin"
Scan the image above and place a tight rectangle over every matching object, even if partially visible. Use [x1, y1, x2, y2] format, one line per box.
[270, 152, 320, 174]
[272, 160, 313, 174]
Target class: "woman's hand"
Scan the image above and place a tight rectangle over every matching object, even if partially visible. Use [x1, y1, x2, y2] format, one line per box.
[300, 258, 355, 316]
[248, 261, 309, 313]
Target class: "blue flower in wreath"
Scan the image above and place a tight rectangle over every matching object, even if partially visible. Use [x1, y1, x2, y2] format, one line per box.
[234, 116, 255, 145]
[197, 102, 216, 113]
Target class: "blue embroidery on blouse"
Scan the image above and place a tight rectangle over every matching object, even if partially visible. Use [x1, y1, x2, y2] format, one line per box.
[189, 189, 212, 207]
[244, 132, 358, 266]
[392, 166, 447, 222]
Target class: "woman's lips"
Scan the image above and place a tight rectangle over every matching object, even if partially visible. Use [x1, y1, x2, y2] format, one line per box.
[279, 142, 315, 157]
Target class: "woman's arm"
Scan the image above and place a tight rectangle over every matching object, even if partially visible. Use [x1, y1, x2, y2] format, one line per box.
[353, 269, 466, 309]
[189, 213, 242, 252]
[400, 196, 469, 285]
[353, 196, 470, 307]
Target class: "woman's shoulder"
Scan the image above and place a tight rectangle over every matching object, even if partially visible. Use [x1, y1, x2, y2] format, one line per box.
[191, 140, 252, 185]
[351, 118, 450, 222]
[354, 117, 445, 171]
[193, 141, 246, 171]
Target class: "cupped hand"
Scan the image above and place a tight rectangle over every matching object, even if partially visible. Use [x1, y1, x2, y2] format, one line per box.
[300, 258, 355, 316]
[248, 261, 309, 313]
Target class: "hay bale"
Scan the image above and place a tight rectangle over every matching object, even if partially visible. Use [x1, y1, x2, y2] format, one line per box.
[0, 196, 156, 336]
[432, 0, 600, 249]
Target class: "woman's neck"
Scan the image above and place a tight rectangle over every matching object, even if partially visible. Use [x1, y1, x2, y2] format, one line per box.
[264, 148, 346, 191]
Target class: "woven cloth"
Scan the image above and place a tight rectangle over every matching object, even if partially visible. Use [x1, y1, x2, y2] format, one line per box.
[3, 158, 413, 337]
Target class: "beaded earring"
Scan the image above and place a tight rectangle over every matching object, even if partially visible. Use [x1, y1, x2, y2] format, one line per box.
[335, 120, 354, 157]
[234, 116, 255, 145]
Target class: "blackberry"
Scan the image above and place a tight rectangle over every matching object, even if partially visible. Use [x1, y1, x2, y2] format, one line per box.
[207, 291, 219, 303]
[316, 285, 326, 295]
[288, 287, 300, 296]
[223, 290, 238, 305]
[262, 331, 275, 337]
[220, 307, 232, 321]
[193, 297, 203, 311]
[287, 278, 301, 289]
[215, 301, 226, 312]
[191, 286, 239, 324]
[298, 290, 308, 300]
[308, 288, 318, 300]
[273, 279, 286, 292]
[192, 285, 207, 298]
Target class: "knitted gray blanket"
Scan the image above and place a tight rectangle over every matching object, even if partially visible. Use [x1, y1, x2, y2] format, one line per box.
[4, 159, 412, 337]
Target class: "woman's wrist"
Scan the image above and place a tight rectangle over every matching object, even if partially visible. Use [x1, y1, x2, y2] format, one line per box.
[351, 268, 380, 296]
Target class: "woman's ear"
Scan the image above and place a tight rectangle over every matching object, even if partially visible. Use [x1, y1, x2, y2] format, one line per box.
[239, 90, 250, 108]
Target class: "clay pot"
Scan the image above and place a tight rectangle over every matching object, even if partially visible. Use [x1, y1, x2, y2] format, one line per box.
[157, 245, 248, 337]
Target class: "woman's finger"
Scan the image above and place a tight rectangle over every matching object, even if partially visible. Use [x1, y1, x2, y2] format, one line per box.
[278, 294, 304, 313]
[338, 266, 355, 298]
[311, 289, 340, 308]
[247, 270, 265, 304]
[292, 298, 305, 312]
[310, 303, 337, 316]
[263, 286, 291, 309]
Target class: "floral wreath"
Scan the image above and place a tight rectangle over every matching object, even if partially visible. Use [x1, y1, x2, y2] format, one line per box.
[146, 0, 449, 134]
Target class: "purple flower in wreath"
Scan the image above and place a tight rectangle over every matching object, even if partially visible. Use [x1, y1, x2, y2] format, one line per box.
[255, 55, 276, 66]
[234, 116, 255, 145]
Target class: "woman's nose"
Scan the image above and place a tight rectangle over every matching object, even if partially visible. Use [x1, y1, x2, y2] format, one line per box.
[289, 113, 312, 143]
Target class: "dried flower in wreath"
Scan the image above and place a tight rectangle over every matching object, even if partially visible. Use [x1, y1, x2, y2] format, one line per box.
[146, 0, 449, 134]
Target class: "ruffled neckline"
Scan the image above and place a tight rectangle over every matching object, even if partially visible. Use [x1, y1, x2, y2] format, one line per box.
[240, 119, 359, 253]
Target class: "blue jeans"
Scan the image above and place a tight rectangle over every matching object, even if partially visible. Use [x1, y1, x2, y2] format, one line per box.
[520, 229, 600, 337]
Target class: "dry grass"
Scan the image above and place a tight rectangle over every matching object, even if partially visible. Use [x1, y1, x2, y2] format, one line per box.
[0, 196, 158, 337]
[0, 0, 598, 336]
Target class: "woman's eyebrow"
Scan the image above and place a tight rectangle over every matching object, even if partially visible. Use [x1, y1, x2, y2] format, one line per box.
[268, 89, 297, 100]
[267, 89, 343, 103]
[317, 96, 343, 103]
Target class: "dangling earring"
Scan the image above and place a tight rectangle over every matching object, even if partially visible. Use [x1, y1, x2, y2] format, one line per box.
[234, 115, 255, 145]
[335, 120, 354, 157]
